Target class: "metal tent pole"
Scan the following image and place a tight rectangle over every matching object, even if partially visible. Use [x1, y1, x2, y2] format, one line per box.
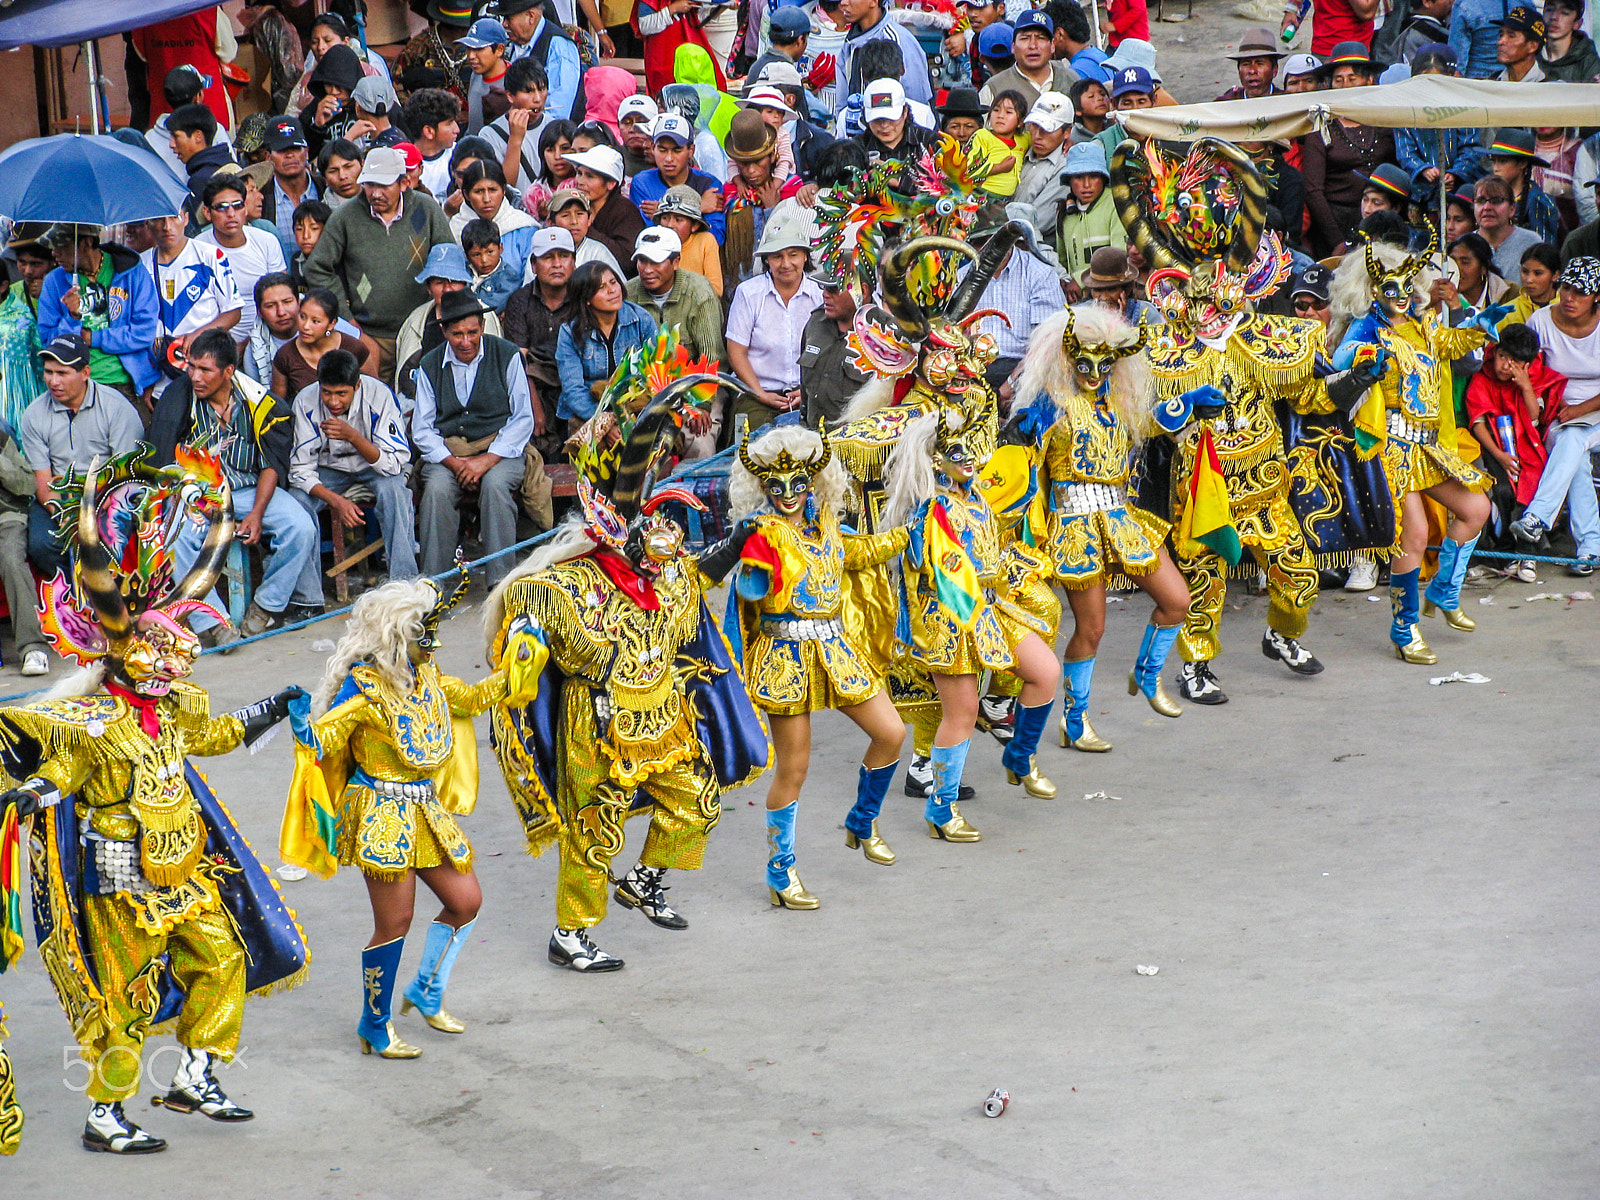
[84, 39, 102, 134]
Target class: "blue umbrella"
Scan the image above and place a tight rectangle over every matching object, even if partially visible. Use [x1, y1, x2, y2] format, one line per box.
[0, 133, 190, 227]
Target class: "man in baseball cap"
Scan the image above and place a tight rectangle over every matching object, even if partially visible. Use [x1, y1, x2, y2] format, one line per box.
[979, 7, 1077, 109]
[1015, 90, 1075, 227]
[261, 116, 318, 246]
[1496, 6, 1547, 80]
[625, 226, 725, 368]
[357, 145, 407, 187]
[457, 17, 513, 134]
[1289, 263, 1332, 325]
[861, 78, 940, 170]
[1111, 66, 1156, 109]
[630, 114, 725, 239]
[1281, 53, 1326, 91]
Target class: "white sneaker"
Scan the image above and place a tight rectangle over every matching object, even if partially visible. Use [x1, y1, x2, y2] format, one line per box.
[1344, 556, 1379, 591]
[1513, 560, 1538, 583]
[21, 650, 48, 676]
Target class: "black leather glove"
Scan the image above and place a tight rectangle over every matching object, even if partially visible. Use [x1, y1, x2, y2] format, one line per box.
[0, 780, 58, 817]
[231, 685, 310, 749]
[697, 516, 760, 585]
[1324, 363, 1385, 414]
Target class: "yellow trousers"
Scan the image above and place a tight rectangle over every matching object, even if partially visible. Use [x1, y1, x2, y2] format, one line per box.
[1177, 513, 1318, 662]
[79, 898, 245, 1103]
[557, 753, 721, 930]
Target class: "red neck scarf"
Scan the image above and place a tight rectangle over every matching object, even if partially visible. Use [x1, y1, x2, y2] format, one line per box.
[592, 549, 660, 611]
[107, 682, 162, 739]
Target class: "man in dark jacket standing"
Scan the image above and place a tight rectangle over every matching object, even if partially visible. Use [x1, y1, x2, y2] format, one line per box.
[151, 330, 322, 641]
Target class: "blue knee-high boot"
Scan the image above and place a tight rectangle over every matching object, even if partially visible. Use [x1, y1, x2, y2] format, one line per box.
[766, 801, 818, 907]
[1389, 567, 1421, 646]
[401, 918, 475, 1032]
[358, 937, 420, 1057]
[845, 762, 897, 838]
[925, 740, 979, 840]
[765, 802, 799, 891]
[1424, 534, 1480, 623]
[1001, 701, 1054, 774]
[1061, 658, 1095, 741]
[1129, 621, 1184, 717]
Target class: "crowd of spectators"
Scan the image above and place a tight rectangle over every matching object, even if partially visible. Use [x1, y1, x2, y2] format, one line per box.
[0, 0, 1595, 676]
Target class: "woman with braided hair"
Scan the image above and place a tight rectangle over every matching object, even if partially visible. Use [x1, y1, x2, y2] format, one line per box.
[1013, 305, 1190, 753]
[727, 425, 909, 907]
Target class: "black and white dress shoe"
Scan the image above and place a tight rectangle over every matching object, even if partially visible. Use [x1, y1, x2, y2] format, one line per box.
[548, 927, 625, 972]
[903, 755, 976, 800]
[1176, 660, 1229, 705]
[614, 864, 689, 930]
[1261, 629, 1324, 675]
[155, 1047, 253, 1121]
[82, 1102, 167, 1154]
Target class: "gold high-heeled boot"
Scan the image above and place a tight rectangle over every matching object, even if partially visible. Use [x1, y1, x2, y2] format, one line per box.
[400, 998, 465, 1034]
[1060, 712, 1112, 751]
[1004, 755, 1057, 798]
[926, 804, 981, 842]
[844, 821, 896, 865]
[769, 867, 820, 909]
[1128, 668, 1182, 717]
[1393, 625, 1438, 664]
[1422, 599, 1476, 631]
[359, 1022, 422, 1059]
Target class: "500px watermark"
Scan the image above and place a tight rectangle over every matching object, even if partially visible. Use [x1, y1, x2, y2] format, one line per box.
[60, 1044, 250, 1092]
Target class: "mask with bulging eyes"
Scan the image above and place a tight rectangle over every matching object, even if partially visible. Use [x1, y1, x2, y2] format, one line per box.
[624, 512, 685, 576]
[763, 470, 812, 516]
[118, 613, 201, 696]
[933, 412, 979, 484]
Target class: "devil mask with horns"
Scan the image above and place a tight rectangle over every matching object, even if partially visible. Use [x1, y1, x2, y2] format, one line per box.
[1363, 230, 1438, 320]
[39, 447, 234, 696]
[1108, 137, 1292, 340]
[736, 426, 833, 518]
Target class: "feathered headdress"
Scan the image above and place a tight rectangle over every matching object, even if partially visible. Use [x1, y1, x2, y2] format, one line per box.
[39, 446, 232, 667]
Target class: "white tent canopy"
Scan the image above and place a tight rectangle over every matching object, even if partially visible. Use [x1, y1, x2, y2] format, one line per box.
[1117, 77, 1600, 142]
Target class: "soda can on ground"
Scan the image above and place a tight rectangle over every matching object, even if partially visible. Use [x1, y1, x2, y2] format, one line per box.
[983, 1088, 1009, 1117]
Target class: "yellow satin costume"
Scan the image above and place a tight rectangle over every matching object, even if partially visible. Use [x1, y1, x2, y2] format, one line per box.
[735, 511, 908, 715]
[290, 662, 508, 881]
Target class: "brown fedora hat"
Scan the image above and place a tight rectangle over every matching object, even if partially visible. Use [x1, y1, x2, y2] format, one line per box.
[726, 109, 778, 163]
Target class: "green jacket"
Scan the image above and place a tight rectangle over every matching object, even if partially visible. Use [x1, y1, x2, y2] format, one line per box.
[1539, 32, 1600, 83]
[302, 190, 454, 340]
[624, 268, 726, 370]
[1055, 188, 1127, 283]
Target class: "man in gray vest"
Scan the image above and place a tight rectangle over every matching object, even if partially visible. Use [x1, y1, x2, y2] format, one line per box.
[413, 289, 533, 586]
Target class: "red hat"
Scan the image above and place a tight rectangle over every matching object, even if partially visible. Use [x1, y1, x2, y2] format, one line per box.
[394, 142, 423, 172]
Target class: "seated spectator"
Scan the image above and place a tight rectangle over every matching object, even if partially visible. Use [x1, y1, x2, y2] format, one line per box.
[799, 264, 870, 430]
[154, 330, 322, 639]
[440, 136, 507, 219]
[38, 224, 160, 401]
[1510, 257, 1600, 571]
[1357, 163, 1413, 227]
[242, 273, 300, 383]
[1079, 246, 1160, 325]
[1110, 65, 1156, 115]
[631, 113, 726, 240]
[1506, 241, 1562, 323]
[289, 347, 418, 581]
[1288, 262, 1334, 328]
[482, 60, 552, 190]
[450, 159, 538, 275]
[522, 119, 579, 222]
[617, 94, 661, 179]
[563, 145, 647, 273]
[1013, 91, 1074, 241]
[458, 220, 517, 313]
[1067, 77, 1118, 161]
[303, 145, 454, 381]
[1446, 189, 1478, 240]
[1473, 174, 1544, 277]
[738, 86, 799, 182]
[413, 290, 533, 586]
[395, 243, 505, 406]
[1395, 53, 1483, 199]
[0, 423, 49, 675]
[1466, 322, 1564, 578]
[625, 227, 725, 368]
[966, 228, 1062, 393]
[1531, 126, 1584, 232]
[458, 17, 514, 135]
[0, 231, 51, 435]
[196, 174, 288, 346]
[1486, 130, 1563, 245]
[140, 213, 242, 381]
[1055, 140, 1126, 288]
[347, 76, 408, 152]
[299, 44, 365, 160]
[1538, 0, 1600, 81]
[721, 110, 806, 286]
[855, 79, 940, 176]
[659, 83, 732, 182]
[978, 9, 1079, 108]
[1217, 28, 1286, 101]
[1449, 233, 1517, 315]
[19, 336, 145, 579]
[272, 287, 376, 398]
[258, 116, 319, 259]
[1495, 5, 1547, 81]
[654, 186, 725, 297]
[504, 227, 578, 440]
[548, 187, 626, 277]
[1282, 53, 1327, 94]
[170, 103, 236, 214]
[1301, 45, 1397, 256]
[555, 262, 658, 426]
[752, 62, 838, 182]
[403, 88, 463, 200]
[290, 198, 331, 290]
[318, 138, 365, 211]
[725, 211, 822, 433]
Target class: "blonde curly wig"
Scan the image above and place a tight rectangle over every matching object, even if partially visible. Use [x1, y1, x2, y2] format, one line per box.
[1328, 240, 1442, 345]
[883, 408, 969, 528]
[727, 425, 848, 518]
[312, 579, 437, 714]
[1013, 305, 1155, 436]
